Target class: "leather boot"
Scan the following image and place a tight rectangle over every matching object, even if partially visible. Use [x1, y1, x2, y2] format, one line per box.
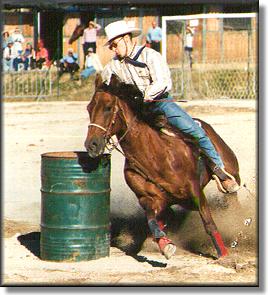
[212, 166, 240, 194]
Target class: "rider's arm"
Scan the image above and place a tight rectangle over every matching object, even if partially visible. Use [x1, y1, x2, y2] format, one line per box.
[143, 49, 172, 101]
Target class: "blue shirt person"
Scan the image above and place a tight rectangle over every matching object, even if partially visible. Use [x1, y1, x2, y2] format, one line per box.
[146, 21, 162, 53]
[59, 48, 80, 78]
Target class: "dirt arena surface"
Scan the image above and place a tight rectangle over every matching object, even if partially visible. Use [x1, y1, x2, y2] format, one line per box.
[2, 99, 258, 286]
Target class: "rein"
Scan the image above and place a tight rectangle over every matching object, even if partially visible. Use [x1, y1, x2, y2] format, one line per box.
[88, 97, 136, 153]
[88, 96, 166, 192]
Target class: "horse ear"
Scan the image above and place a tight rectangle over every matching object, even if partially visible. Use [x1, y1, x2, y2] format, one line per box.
[109, 74, 121, 89]
[95, 74, 103, 89]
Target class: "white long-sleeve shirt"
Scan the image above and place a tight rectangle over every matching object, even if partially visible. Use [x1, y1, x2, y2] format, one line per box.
[82, 24, 101, 44]
[11, 32, 25, 53]
[101, 46, 172, 101]
[3, 45, 17, 59]
[85, 53, 103, 72]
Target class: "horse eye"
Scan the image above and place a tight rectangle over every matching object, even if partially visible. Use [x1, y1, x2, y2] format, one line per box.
[104, 106, 112, 113]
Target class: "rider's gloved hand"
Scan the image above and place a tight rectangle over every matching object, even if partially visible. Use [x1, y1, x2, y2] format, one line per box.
[133, 95, 144, 105]
[131, 95, 144, 113]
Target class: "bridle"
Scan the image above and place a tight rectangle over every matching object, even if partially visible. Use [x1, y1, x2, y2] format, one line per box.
[87, 92, 166, 193]
[88, 96, 136, 153]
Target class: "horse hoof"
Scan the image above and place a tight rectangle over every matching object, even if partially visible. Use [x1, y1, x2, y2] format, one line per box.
[162, 243, 176, 260]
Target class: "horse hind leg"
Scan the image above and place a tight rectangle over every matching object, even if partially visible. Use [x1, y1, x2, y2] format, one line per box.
[197, 190, 228, 258]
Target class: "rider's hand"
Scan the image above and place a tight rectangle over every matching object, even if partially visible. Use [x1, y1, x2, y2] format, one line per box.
[133, 95, 144, 105]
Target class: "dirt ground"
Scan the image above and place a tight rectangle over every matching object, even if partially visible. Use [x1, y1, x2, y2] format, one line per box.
[2, 99, 258, 286]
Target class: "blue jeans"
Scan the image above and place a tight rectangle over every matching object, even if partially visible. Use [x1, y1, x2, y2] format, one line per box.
[81, 66, 96, 79]
[3, 58, 14, 72]
[13, 57, 29, 71]
[148, 95, 224, 168]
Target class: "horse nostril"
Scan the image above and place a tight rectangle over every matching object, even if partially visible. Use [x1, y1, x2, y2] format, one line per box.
[85, 136, 105, 158]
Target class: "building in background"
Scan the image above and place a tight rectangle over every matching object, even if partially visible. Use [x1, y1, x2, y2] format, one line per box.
[2, 1, 258, 67]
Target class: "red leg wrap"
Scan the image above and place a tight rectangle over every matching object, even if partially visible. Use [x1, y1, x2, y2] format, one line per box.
[212, 231, 228, 257]
[157, 220, 166, 231]
[157, 236, 173, 252]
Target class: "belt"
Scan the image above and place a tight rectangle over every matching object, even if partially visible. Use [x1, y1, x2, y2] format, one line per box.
[155, 92, 169, 100]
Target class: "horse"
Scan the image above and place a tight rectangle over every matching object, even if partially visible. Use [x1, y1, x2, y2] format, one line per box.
[84, 74, 241, 260]
[68, 12, 92, 45]
[69, 23, 86, 45]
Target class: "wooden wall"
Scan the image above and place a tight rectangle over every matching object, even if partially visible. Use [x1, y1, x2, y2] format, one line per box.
[3, 12, 257, 67]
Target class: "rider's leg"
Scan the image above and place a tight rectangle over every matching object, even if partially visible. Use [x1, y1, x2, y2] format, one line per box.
[152, 96, 240, 193]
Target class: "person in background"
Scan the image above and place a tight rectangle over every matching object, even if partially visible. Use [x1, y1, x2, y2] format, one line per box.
[59, 48, 80, 79]
[23, 42, 36, 70]
[81, 21, 101, 62]
[36, 40, 50, 69]
[3, 39, 17, 72]
[80, 47, 103, 80]
[2, 31, 12, 50]
[13, 42, 36, 71]
[146, 20, 162, 53]
[184, 25, 195, 68]
[13, 49, 25, 71]
[11, 27, 25, 56]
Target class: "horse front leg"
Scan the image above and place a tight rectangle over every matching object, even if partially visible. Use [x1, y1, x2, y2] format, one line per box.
[124, 167, 176, 259]
[197, 189, 228, 258]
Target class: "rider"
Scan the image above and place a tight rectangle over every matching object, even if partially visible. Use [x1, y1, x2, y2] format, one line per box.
[101, 20, 240, 194]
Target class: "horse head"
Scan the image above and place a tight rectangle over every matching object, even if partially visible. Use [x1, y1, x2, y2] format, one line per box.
[69, 24, 86, 44]
[85, 74, 135, 158]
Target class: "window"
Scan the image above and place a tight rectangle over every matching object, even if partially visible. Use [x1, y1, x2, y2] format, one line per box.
[223, 18, 252, 31]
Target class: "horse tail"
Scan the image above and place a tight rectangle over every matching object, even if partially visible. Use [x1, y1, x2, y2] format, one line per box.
[194, 118, 241, 186]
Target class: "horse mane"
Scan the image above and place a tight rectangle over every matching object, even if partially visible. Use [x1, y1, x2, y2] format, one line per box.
[94, 74, 197, 146]
[97, 78, 146, 117]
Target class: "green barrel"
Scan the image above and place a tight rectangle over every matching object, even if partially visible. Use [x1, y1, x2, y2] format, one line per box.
[40, 151, 111, 262]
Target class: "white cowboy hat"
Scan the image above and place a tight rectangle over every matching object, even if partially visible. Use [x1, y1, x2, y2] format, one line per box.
[104, 20, 141, 46]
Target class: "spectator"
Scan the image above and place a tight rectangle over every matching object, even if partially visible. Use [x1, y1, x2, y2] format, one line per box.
[184, 25, 195, 68]
[36, 40, 50, 69]
[11, 27, 25, 55]
[13, 50, 25, 71]
[23, 42, 36, 70]
[82, 21, 101, 59]
[3, 39, 17, 72]
[59, 48, 80, 79]
[13, 43, 36, 71]
[80, 47, 103, 80]
[146, 20, 162, 53]
[2, 31, 12, 50]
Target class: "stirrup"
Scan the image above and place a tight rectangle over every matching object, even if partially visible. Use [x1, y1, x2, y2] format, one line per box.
[212, 174, 228, 193]
[212, 170, 240, 194]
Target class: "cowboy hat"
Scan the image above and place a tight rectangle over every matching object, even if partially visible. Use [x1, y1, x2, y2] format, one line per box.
[104, 20, 141, 46]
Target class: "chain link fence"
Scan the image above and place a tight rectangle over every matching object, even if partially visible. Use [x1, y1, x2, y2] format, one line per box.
[170, 57, 257, 100]
[2, 69, 53, 100]
[165, 13, 257, 100]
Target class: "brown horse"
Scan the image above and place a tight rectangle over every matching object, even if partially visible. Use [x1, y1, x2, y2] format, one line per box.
[69, 24, 86, 44]
[84, 74, 241, 260]
[68, 12, 92, 45]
